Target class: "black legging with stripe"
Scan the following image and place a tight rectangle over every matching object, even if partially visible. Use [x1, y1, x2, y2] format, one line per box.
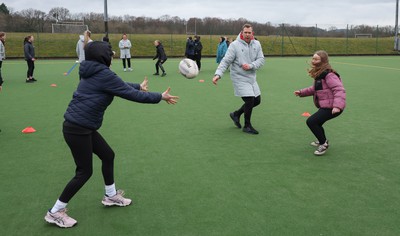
[59, 121, 115, 203]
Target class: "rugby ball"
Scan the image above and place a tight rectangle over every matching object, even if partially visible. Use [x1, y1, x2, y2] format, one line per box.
[179, 59, 199, 79]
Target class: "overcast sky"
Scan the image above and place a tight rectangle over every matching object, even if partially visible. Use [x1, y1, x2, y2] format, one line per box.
[3, 0, 398, 27]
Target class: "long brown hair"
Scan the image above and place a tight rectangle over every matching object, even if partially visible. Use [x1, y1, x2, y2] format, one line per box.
[308, 50, 335, 79]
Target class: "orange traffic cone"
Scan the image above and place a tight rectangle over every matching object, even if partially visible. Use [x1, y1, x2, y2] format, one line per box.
[301, 112, 311, 117]
[22, 126, 36, 133]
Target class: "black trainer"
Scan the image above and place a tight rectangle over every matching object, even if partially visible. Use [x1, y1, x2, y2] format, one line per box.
[26, 79, 34, 83]
[161, 72, 166, 77]
[153, 73, 159, 75]
[229, 112, 241, 128]
[242, 126, 259, 135]
[31, 77, 37, 81]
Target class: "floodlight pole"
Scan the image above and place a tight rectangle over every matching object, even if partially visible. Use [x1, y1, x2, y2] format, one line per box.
[395, 0, 399, 50]
[104, 0, 109, 37]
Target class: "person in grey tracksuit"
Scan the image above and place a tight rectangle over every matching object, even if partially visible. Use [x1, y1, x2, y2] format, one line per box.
[212, 23, 265, 135]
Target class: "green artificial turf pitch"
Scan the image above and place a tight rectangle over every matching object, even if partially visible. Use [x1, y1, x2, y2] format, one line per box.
[0, 56, 399, 235]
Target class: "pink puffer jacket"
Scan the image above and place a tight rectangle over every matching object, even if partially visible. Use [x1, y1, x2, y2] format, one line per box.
[299, 72, 346, 110]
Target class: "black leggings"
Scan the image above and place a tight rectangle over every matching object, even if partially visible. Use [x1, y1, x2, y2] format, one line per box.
[306, 108, 342, 144]
[59, 123, 115, 203]
[122, 58, 131, 68]
[155, 59, 167, 73]
[26, 60, 34, 78]
[234, 96, 261, 127]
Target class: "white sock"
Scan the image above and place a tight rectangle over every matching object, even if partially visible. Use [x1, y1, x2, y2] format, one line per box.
[105, 183, 116, 197]
[50, 199, 67, 214]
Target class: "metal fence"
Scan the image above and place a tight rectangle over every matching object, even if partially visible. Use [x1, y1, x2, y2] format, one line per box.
[4, 24, 399, 58]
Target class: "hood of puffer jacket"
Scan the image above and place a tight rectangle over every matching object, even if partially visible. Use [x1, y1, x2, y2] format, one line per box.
[79, 60, 110, 79]
[84, 41, 114, 67]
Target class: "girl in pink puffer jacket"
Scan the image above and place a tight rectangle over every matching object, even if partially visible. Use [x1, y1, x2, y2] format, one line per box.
[294, 50, 346, 156]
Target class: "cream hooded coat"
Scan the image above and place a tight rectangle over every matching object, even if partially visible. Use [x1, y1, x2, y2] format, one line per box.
[214, 34, 265, 97]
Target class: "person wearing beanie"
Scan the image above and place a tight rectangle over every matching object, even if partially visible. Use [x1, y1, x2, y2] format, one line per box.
[44, 41, 179, 228]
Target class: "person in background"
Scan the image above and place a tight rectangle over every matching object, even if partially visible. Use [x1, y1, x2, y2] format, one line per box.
[44, 41, 179, 228]
[216, 36, 228, 64]
[76, 34, 85, 80]
[294, 50, 346, 156]
[152, 40, 167, 77]
[119, 33, 133, 72]
[212, 24, 265, 135]
[225, 37, 231, 47]
[193, 35, 203, 70]
[0, 32, 5, 91]
[185, 36, 195, 60]
[83, 30, 92, 49]
[24, 35, 36, 83]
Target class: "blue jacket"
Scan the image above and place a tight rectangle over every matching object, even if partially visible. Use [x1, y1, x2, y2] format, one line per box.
[64, 60, 162, 130]
[216, 41, 227, 63]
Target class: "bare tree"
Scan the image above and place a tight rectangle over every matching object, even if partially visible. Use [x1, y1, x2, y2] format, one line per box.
[19, 8, 46, 32]
[48, 7, 71, 23]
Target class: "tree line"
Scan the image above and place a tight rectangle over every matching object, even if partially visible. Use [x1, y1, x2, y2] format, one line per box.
[0, 3, 395, 37]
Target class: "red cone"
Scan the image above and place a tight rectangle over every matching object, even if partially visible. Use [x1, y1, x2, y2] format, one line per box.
[22, 126, 36, 133]
[302, 112, 311, 117]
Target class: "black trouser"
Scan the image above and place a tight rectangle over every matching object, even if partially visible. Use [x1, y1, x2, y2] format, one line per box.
[59, 122, 115, 203]
[194, 54, 201, 70]
[122, 58, 131, 68]
[306, 108, 342, 144]
[155, 59, 167, 74]
[26, 60, 34, 78]
[234, 96, 261, 127]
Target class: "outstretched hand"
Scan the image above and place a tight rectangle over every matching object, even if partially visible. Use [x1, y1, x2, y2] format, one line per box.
[162, 87, 179, 104]
[140, 77, 148, 92]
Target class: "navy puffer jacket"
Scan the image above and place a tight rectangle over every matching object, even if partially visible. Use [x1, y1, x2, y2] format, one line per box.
[64, 60, 162, 130]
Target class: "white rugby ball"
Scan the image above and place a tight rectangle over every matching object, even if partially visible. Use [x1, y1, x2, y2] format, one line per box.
[178, 59, 199, 79]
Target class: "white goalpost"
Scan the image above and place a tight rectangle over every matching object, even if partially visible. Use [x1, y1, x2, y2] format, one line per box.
[52, 22, 88, 34]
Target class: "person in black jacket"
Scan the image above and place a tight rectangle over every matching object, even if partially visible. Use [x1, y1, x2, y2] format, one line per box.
[24, 35, 36, 83]
[152, 40, 167, 77]
[193, 35, 203, 70]
[44, 41, 179, 228]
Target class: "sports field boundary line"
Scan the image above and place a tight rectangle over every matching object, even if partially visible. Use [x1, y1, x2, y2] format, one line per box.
[332, 61, 400, 71]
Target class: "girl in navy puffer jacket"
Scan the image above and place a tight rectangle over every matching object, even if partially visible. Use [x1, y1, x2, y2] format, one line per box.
[45, 41, 179, 228]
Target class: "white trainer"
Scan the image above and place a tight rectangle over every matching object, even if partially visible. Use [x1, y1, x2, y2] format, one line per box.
[102, 189, 132, 207]
[314, 141, 329, 156]
[44, 208, 77, 228]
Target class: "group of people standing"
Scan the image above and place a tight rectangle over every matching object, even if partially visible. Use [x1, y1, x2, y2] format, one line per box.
[185, 35, 203, 70]
[0, 32, 38, 85]
[76, 32, 169, 77]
